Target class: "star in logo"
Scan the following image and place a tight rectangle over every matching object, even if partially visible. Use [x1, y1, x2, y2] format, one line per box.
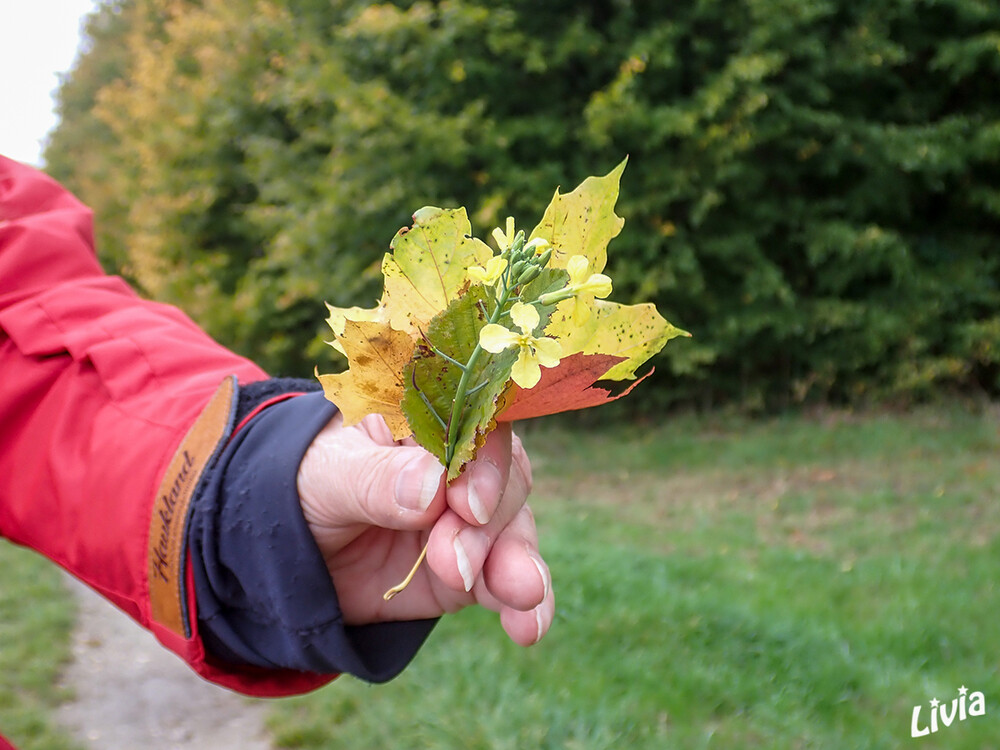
[959, 686, 968, 696]
[929, 698, 940, 708]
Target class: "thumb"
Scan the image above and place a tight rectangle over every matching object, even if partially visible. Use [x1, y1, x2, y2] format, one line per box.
[298, 417, 446, 532]
[357, 445, 447, 527]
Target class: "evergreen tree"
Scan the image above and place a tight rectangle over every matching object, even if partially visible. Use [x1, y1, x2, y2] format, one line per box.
[48, 0, 1000, 406]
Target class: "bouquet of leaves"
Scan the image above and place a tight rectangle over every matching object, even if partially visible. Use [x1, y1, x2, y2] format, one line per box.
[318, 161, 687, 598]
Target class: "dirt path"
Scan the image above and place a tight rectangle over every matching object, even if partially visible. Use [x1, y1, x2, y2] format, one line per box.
[55, 575, 274, 750]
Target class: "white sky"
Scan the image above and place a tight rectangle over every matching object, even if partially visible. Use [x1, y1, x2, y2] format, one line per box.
[0, 0, 101, 166]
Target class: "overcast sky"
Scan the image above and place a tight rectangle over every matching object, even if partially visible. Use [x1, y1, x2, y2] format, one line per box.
[1, 0, 100, 166]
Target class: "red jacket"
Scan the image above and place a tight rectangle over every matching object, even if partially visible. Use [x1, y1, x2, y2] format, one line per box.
[0, 155, 332, 697]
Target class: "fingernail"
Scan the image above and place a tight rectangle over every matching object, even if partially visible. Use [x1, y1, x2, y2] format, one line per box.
[396, 458, 444, 512]
[528, 550, 550, 600]
[453, 528, 489, 592]
[468, 460, 502, 525]
[534, 607, 545, 644]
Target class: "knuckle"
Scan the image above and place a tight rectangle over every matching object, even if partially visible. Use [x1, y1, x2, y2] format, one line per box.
[354, 447, 400, 521]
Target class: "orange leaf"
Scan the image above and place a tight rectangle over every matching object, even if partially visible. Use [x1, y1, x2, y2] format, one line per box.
[497, 352, 653, 422]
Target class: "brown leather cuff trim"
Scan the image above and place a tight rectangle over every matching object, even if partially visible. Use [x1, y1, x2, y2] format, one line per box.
[148, 376, 238, 638]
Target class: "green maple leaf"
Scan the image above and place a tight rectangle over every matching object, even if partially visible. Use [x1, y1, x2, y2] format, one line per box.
[400, 286, 518, 479]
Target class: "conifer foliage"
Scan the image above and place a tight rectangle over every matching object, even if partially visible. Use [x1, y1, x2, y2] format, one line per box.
[47, 0, 1000, 407]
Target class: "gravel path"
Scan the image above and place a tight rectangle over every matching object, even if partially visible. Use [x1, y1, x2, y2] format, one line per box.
[55, 575, 274, 750]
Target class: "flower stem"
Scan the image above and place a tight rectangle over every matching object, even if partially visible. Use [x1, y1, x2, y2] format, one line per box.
[382, 233, 536, 601]
[444, 284, 513, 466]
[444, 347, 481, 466]
[383, 281, 516, 601]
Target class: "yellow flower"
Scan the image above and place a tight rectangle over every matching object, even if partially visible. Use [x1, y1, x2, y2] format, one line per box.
[491, 216, 517, 252]
[479, 301, 562, 389]
[565, 255, 612, 324]
[524, 237, 552, 255]
[468, 255, 508, 285]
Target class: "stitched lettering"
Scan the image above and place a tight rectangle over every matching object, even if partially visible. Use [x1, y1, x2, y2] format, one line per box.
[150, 450, 195, 584]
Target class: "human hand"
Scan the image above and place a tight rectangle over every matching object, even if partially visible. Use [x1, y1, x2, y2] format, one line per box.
[296, 414, 554, 646]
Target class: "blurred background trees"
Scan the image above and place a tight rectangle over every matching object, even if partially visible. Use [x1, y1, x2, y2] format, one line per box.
[45, 0, 1000, 409]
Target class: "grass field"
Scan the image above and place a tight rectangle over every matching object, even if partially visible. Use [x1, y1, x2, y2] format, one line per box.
[266, 405, 1000, 749]
[0, 544, 81, 750]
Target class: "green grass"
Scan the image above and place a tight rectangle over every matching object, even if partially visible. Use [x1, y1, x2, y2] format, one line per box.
[267, 405, 1000, 749]
[0, 543, 82, 750]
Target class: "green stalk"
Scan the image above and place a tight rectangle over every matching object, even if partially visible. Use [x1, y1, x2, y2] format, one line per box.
[444, 283, 514, 466]
[385, 236, 536, 602]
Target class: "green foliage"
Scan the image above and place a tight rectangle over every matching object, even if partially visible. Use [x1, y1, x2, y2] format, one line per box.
[0, 544, 83, 750]
[47, 0, 1000, 407]
[44, 0, 135, 279]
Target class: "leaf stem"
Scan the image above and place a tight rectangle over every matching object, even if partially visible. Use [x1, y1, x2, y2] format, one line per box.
[428, 345, 468, 371]
[466, 379, 490, 397]
[383, 542, 428, 601]
[445, 346, 483, 466]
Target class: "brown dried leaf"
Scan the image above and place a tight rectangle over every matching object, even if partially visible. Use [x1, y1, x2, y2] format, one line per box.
[317, 319, 415, 439]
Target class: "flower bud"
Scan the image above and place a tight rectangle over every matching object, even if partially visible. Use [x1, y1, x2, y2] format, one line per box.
[517, 265, 541, 285]
[509, 230, 526, 256]
[537, 288, 575, 306]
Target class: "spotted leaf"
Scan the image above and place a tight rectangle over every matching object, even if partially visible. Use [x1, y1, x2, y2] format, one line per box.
[317, 319, 415, 439]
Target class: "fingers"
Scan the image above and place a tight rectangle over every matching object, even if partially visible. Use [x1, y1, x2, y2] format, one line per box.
[299, 413, 554, 644]
[425, 435, 532, 593]
[426, 468, 552, 642]
[500, 588, 555, 646]
[445, 422, 512, 526]
[482, 507, 549, 611]
[481, 507, 555, 646]
[298, 414, 446, 534]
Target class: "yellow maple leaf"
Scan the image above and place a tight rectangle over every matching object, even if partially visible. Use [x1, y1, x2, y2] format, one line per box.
[317, 319, 416, 439]
[546, 298, 688, 381]
[527, 159, 626, 274]
[324, 302, 388, 355]
[382, 206, 493, 334]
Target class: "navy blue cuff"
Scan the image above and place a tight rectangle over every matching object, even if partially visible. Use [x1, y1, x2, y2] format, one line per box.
[188, 389, 436, 683]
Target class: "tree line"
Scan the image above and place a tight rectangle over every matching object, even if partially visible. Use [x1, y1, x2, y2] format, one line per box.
[45, 0, 1000, 410]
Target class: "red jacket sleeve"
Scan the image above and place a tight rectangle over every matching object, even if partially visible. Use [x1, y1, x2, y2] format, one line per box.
[0, 155, 329, 696]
